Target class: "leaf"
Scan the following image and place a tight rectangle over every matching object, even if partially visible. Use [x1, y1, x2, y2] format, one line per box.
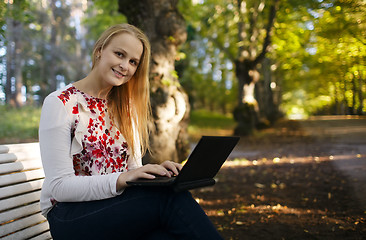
[255, 183, 265, 189]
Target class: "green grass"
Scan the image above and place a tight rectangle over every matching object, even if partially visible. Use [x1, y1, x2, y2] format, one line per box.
[188, 110, 236, 140]
[0, 106, 235, 144]
[0, 105, 41, 144]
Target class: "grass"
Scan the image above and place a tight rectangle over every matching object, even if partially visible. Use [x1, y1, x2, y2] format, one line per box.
[188, 110, 236, 141]
[0, 105, 41, 144]
[0, 106, 235, 144]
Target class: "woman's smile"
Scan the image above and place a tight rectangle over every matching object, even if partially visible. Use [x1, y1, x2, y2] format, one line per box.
[112, 68, 126, 78]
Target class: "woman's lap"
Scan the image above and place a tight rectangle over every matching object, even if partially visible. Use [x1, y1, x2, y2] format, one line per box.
[47, 187, 223, 240]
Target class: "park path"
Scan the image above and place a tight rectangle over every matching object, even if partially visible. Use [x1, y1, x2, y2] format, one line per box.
[231, 115, 366, 211]
[297, 116, 366, 211]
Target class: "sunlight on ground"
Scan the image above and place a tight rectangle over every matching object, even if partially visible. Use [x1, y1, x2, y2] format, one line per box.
[224, 153, 364, 168]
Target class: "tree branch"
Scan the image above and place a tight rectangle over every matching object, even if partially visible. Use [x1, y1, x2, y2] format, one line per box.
[254, 0, 279, 65]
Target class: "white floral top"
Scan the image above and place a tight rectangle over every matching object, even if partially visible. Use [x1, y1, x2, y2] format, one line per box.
[39, 84, 142, 217]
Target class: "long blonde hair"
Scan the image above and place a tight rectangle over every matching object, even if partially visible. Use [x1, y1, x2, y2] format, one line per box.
[92, 23, 151, 157]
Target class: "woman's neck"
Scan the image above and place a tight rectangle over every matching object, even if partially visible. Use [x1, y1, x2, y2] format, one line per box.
[73, 72, 111, 100]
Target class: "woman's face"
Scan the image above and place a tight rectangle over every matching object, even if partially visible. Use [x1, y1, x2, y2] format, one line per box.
[95, 32, 143, 88]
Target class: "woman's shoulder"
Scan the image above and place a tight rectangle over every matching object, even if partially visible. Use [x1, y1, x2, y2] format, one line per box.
[46, 84, 80, 106]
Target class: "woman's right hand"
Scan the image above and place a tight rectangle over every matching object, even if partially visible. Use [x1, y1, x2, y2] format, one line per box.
[116, 164, 174, 191]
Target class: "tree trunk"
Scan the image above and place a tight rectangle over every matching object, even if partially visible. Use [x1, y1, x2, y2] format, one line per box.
[233, 0, 279, 135]
[5, 17, 23, 108]
[233, 59, 260, 135]
[357, 72, 363, 115]
[118, 0, 190, 163]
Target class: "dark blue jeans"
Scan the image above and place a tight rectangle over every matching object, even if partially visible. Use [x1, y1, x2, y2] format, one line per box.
[47, 186, 223, 240]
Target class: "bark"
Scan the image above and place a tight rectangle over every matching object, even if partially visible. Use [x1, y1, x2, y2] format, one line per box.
[118, 0, 190, 163]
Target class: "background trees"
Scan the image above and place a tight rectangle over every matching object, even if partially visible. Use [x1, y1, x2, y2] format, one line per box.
[0, 0, 365, 143]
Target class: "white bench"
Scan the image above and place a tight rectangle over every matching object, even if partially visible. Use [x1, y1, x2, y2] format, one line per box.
[0, 142, 51, 240]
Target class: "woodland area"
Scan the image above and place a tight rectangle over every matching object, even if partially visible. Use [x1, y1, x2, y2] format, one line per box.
[0, 1, 366, 239]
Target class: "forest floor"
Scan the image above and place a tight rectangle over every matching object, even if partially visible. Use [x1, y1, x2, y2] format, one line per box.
[191, 116, 366, 240]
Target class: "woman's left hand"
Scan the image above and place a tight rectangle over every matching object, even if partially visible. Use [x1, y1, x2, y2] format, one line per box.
[160, 160, 182, 177]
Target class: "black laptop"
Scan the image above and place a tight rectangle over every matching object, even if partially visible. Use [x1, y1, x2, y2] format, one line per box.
[126, 136, 240, 192]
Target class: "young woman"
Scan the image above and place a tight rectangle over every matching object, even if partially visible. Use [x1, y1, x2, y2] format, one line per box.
[39, 23, 223, 239]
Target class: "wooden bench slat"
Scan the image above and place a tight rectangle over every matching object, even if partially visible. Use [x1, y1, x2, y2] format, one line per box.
[0, 179, 44, 199]
[0, 190, 41, 212]
[5, 142, 39, 153]
[0, 153, 17, 164]
[0, 212, 47, 237]
[0, 145, 9, 154]
[0, 160, 43, 175]
[1, 221, 50, 240]
[0, 202, 41, 225]
[2, 143, 40, 161]
[0, 169, 45, 188]
[29, 231, 53, 240]
[0, 142, 51, 239]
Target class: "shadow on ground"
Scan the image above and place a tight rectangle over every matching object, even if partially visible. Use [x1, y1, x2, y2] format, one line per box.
[191, 116, 366, 240]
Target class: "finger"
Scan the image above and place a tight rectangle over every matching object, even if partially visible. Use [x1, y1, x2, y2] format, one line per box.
[143, 164, 171, 177]
[162, 161, 182, 176]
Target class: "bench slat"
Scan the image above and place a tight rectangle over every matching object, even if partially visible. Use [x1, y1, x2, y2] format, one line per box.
[0, 160, 43, 175]
[0, 169, 45, 188]
[0, 142, 51, 239]
[0, 153, 17, 164]
[0, 145, 9, 154]
[0, 212, 47, 237]
[0, 179, 44, 199]
[29, 231, 53, 240]
[1, 221, 50, 240]
[0, 202, 41, 225]
[0, 190, 41, 212]
[5, 142, 39, 154]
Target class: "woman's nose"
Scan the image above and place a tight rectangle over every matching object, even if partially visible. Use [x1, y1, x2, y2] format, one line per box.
[119, 59, 128, 70]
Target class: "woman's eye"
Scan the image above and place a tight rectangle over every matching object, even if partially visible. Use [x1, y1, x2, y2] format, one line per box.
[130, 60, 137, 66]
[116, 52, 123, 57]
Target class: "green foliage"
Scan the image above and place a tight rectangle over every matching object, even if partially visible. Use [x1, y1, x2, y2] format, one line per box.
[177, 0, 238, 114]
[0, 105, 41, 143]
[83, 0, 127, 42]
[0, 0, 33, 39]
[1, 0, 365, 119]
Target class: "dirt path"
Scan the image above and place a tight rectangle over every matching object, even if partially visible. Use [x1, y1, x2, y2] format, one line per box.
[191, 116, 366, 240]
[298, 116, 366, 211]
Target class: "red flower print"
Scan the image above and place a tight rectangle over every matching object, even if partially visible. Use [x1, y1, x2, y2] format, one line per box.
[88, 135, 97, 142]
[57, 87, 74, 105]
[97, 101, 104, 112]
[88, 118, 94, 128]
[103, 134, 107, 140]
[92, 149, 103, 158]
[72, 105, 79, 114]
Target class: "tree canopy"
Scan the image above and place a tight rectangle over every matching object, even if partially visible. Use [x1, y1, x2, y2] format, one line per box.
[0, 0, 365, 119]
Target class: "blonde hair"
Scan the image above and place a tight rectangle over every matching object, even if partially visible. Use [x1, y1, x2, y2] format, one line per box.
[92, 23, 151, 157]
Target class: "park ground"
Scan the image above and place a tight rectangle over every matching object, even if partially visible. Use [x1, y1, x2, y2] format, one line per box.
[191, 116, 366, 240]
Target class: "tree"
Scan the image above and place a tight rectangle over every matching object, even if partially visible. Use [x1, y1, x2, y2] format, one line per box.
[2, 0, 31, 107]
[118, 0, 190, 163]
[180, 0, 281, 135]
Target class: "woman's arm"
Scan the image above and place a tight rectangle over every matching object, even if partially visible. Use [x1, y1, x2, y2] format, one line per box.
[39, 95, 122, 202]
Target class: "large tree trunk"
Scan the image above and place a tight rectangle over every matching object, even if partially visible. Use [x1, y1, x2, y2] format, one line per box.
[118, 0, 190, 163]
[233, 0, 279, 135]
[5, 17, 23, 108]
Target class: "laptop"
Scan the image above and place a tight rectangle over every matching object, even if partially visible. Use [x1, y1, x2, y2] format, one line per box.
[126, 136, 240, 192]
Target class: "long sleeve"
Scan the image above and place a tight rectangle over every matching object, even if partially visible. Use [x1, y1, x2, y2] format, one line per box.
[39, 94, 123, 215]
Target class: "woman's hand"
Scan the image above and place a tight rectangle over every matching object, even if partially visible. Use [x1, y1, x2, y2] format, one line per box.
[160, 160, 182, 177]
[116, 161, 182, 191]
